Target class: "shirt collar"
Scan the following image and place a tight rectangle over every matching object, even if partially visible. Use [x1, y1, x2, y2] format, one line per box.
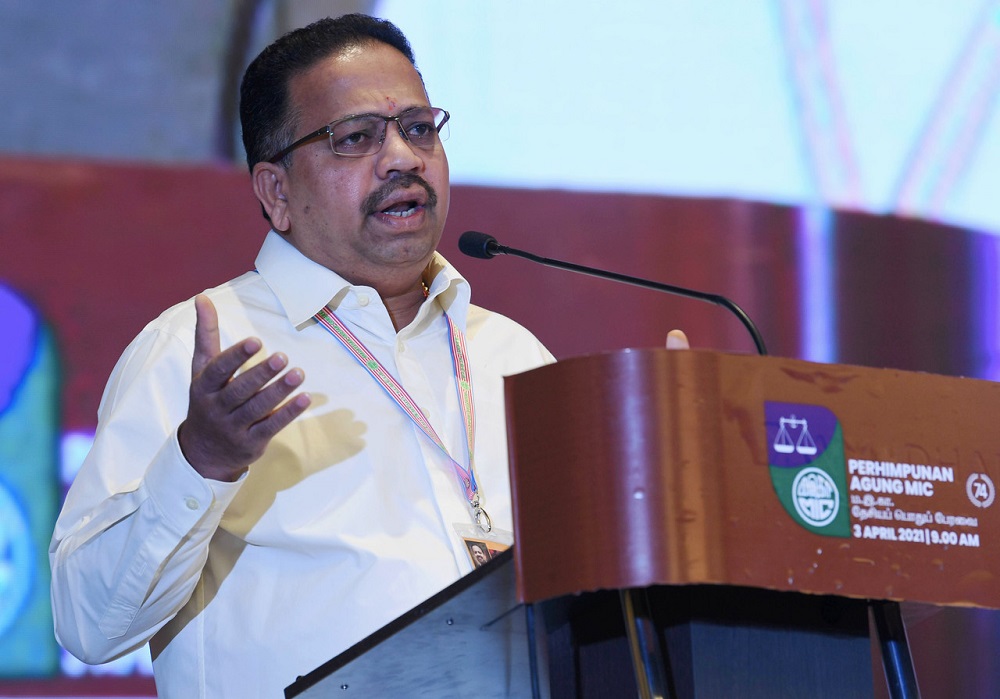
[255, 230, 472, 331]
[421, 250, 471, 332]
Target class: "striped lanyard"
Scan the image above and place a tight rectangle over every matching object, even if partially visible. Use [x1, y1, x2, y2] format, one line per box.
[314, 305, 492, 533]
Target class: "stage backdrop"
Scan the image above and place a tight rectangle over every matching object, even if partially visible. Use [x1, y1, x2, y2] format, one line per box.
[2, 156, 999, 697]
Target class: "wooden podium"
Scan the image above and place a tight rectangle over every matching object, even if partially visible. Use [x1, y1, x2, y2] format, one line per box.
[286, 350, 1000, 698]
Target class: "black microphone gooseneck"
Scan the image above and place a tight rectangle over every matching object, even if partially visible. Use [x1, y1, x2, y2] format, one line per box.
[458, 230, 768, 356]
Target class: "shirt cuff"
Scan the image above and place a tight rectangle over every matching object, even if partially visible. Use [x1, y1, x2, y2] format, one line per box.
[143, 428, 244, 536]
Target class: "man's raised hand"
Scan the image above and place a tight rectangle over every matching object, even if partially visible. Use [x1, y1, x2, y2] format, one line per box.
[178, 294, 311, 482]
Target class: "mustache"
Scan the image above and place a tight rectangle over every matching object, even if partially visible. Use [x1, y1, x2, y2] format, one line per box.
[361, 174, 438, 216]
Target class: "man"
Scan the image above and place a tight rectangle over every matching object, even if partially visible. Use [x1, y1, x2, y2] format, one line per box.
[468, 541, 491, 567]
[50, 15, 553, 697]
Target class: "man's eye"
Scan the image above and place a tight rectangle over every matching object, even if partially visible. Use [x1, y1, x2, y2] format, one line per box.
[406, 122, 434, 140]
[334, 127, 377, 152]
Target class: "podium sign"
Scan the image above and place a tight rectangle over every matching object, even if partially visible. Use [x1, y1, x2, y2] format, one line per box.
[505, 349, 1000, 609]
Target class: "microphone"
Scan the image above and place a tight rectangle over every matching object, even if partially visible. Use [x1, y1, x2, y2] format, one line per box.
[457, 230, 768, 356]
[457, 230, 503, 259]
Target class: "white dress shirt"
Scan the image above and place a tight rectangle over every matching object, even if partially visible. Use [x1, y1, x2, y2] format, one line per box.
[49, 231, 554, 698]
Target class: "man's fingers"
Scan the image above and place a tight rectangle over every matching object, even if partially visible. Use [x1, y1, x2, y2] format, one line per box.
[183, 296, 309, 481]
[242, 367, 305, 420]
[192, 295, 222, 375]
[181, 366, 308, 481]
[211, 351, 287, 409]
[666, 329, 690, 350]
[247, 375, 312, 442]
[191, 294, 264, 392]
[195, 337, 264, 393]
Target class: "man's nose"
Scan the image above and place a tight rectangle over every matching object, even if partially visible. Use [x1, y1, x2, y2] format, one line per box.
[377, 122, 423, 174]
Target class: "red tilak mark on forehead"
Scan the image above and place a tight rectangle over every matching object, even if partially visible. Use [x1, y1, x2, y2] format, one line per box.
[385, 98, 398, 110]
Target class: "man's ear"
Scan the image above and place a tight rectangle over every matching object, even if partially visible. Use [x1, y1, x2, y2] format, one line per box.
[251, 162, 291, 232]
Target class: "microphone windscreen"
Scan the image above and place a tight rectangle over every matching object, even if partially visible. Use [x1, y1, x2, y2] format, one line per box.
[458, 230, 498, 259]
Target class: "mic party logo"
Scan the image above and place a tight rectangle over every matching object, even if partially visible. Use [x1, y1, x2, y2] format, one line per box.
[765, 401, 850, 537]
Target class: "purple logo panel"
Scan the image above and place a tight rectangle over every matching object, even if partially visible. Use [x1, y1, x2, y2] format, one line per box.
[765, 401, 838, 468]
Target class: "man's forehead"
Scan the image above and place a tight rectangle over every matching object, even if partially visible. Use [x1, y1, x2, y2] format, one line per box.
[289, 43, 427, 119]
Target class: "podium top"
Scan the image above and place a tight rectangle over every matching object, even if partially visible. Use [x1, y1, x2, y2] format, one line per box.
[504, 349, 1000, 609]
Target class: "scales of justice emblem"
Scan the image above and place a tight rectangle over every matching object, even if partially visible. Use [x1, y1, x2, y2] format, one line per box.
[772, 415, 818, 457]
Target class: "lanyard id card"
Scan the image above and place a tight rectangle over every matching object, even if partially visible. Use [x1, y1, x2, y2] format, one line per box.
[454, 523, 512, 569]
[315, 305, 493, 533]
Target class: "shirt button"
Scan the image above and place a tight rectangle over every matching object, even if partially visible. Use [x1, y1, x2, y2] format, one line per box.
[357, 294, 370, 306]
[184, 497, 200, 511]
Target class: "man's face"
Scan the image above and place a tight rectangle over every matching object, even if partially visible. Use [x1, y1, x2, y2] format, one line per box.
[472, 545, 488, 564]
[260, 42, 450, 290]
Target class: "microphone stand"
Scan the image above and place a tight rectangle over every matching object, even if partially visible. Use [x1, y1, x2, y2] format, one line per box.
[471, 235, 768, 356]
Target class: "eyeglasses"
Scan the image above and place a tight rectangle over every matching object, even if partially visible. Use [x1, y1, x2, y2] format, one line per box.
[267, 106, 450, 163]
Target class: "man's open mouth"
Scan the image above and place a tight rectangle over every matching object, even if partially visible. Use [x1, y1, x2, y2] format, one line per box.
[379, 200, 422, 218]
[363, 174, 438, 218]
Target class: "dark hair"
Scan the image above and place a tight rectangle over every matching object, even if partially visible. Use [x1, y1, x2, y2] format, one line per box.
[239, 14, 419, 172]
